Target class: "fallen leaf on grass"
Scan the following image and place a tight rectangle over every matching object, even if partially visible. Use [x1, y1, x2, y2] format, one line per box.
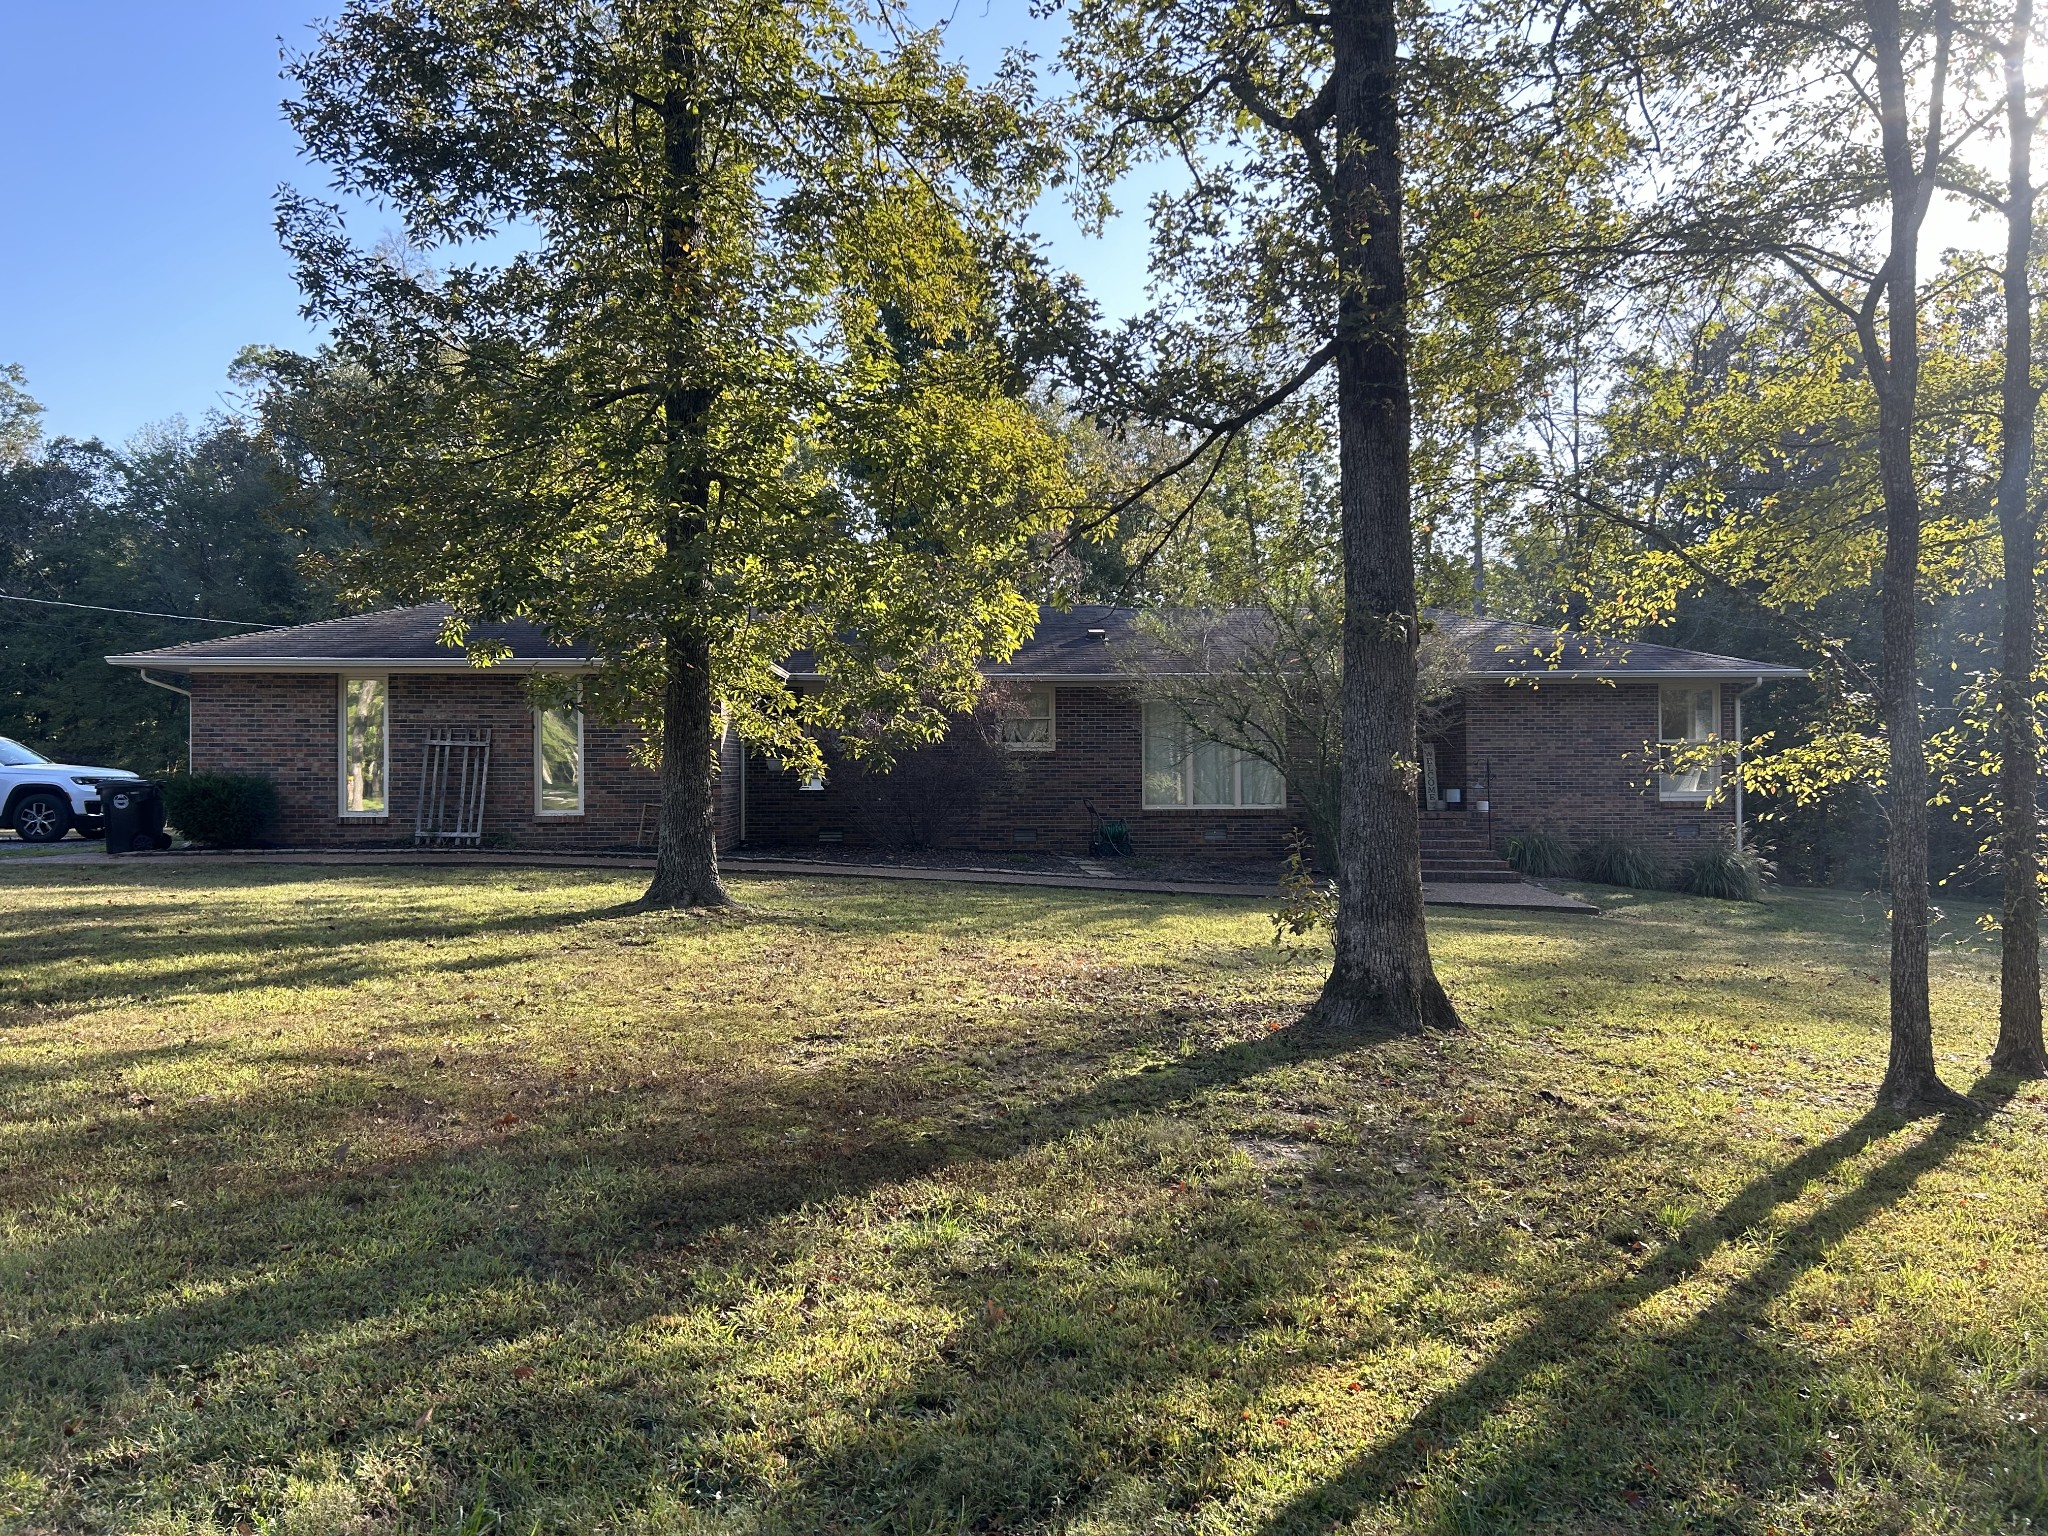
[512, 1365, 535, 1383]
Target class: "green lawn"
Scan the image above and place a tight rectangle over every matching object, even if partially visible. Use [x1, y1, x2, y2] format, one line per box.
[1, 865, 2043, 1535]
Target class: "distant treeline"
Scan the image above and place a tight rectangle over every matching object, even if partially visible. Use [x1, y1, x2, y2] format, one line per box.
[0, 418, 349, 774]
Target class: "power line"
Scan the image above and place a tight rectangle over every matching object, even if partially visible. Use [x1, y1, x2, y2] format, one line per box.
[0, 591, 283, 628]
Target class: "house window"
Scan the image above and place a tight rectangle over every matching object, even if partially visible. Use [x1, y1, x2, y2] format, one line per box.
[536, 703, 584, 815]
[998, 684, 1056, 750]
[1141, 700, 1285, 808]
[1659, 682, 1719, 801]
[339, 676, 388, 816]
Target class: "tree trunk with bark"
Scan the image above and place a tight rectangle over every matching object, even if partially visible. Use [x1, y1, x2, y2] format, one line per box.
[1866, 0, 1964, 1110]
[1992, 0, 2047, 1076]
[643, 19, 730, 909]
[1302, 0, 1461, 1037]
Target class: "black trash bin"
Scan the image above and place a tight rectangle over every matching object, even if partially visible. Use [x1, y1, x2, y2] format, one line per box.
[104, 780, 170, 854]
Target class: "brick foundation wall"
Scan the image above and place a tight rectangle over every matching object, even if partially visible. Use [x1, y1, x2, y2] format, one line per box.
[742, 683, 1306, 860]
[189, 672, 740, 851]
[1458, 679, 1742, 860]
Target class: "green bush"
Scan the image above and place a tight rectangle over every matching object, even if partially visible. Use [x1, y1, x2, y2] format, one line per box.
[1575, 836, 1665, 890]
[1680, 842, 1771, 901]
[1503, 829, 1573, 878]
[163, 774, 279, 847]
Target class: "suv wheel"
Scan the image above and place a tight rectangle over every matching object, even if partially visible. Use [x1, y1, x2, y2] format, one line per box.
[12, 792, 72, 843]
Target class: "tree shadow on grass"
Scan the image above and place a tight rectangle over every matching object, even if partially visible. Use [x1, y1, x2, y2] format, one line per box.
[1250, 1083, 2015, 1534]
[1, 1008, 1771, 1533]
[0, 1020, 1350, 1404]
[0, 868, 1217, 1017]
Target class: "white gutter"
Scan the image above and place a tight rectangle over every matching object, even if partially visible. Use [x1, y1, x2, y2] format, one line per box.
[1463, 668, 1807, 683]
[777, 667, 1811, 685]
[136, 668, 193, 772]
[105, 656, 601, 674]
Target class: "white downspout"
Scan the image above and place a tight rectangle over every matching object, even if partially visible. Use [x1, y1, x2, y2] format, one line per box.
[137, 669, 192, 772]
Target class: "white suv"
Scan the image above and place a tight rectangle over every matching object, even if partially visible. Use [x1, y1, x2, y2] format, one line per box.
[0, 737, 144, 842]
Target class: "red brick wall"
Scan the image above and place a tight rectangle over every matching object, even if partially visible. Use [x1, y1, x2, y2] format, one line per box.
[188, 672, 740, 851]
[1458, 679, 1743, 859]
[186, 669, 1750, 864]
[741, 683, 1305, 859]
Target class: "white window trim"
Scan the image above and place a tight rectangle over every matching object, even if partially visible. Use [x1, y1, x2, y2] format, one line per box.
[999, 684, 1057, 752]
[1141, 703, 1286, 811]
[1657, 681, 1720, 804]
[337, 674, 390, 819]
[534, 699, 586, 817]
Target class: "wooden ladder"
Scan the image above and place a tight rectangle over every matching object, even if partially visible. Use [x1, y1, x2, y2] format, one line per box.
[414, 728, 492, 846]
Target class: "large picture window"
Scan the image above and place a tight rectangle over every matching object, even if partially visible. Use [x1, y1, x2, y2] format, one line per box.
[1658, 682, 1719, 801]
[339, 676, 388, 816]
[1141, 701, 1285, 808]
[536, 702, 584, 815]
[998, 684, 1056, 750]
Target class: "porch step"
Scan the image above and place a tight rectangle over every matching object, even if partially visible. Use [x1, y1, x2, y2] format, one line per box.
[1418, 814, 1520, 884]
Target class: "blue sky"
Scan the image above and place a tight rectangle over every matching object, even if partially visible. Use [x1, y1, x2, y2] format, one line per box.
[0, 2, 1157, 447]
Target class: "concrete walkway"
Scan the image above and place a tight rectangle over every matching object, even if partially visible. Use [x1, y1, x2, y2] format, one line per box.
[0, 841, 1598, 913]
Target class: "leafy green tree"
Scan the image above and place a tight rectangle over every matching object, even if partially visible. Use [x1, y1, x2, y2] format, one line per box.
[1527, 0, 2012, 1110]
[0, 365, 42, 465]
[1057, 0, 1645, 1033]
[0, 419, 342, 772]
[1977, 0, 2048, 1076]
[263, 0, 1076, 907]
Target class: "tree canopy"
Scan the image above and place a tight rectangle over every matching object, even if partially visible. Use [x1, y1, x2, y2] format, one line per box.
[259, 0, 1083, 903]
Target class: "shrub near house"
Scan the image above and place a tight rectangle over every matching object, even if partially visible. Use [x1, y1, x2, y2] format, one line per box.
[108, 604, 1801, 865]
[162, 774, 280, 848]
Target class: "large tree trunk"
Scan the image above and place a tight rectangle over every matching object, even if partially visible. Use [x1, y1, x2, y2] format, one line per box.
[1867, 0, 1962, 1110]
[1992, 0, 2047, 1076]
[647, 621, 728, 906]
[642, 18, 729, 909]
[1303, 0, 1460, 1036]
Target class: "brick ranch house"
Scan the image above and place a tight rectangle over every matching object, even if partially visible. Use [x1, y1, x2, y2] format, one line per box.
[108, 603, 1801, 869]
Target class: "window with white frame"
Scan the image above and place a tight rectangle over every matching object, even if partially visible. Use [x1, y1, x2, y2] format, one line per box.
[997, 684, 1056, 749]
[339, 676, 388, 815]
[536, 701, 584, 814]
[1141, 700, 1285, 808]
[1658, 681, 1719, 801]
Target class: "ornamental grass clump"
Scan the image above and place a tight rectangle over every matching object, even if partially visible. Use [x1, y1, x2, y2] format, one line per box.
[1680, 843, 1771, 901]
[1575, 836, 1665, 890]
[1503, 829, 1573, 878]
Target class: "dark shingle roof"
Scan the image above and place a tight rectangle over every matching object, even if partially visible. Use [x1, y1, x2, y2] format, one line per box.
[109, 600, 1803, 682]
[1429, 612, 1805, 680]
[105, 603, 594, 672]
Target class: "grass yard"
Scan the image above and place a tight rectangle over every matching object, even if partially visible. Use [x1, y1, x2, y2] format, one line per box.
[1, 864, 2044, 1536]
